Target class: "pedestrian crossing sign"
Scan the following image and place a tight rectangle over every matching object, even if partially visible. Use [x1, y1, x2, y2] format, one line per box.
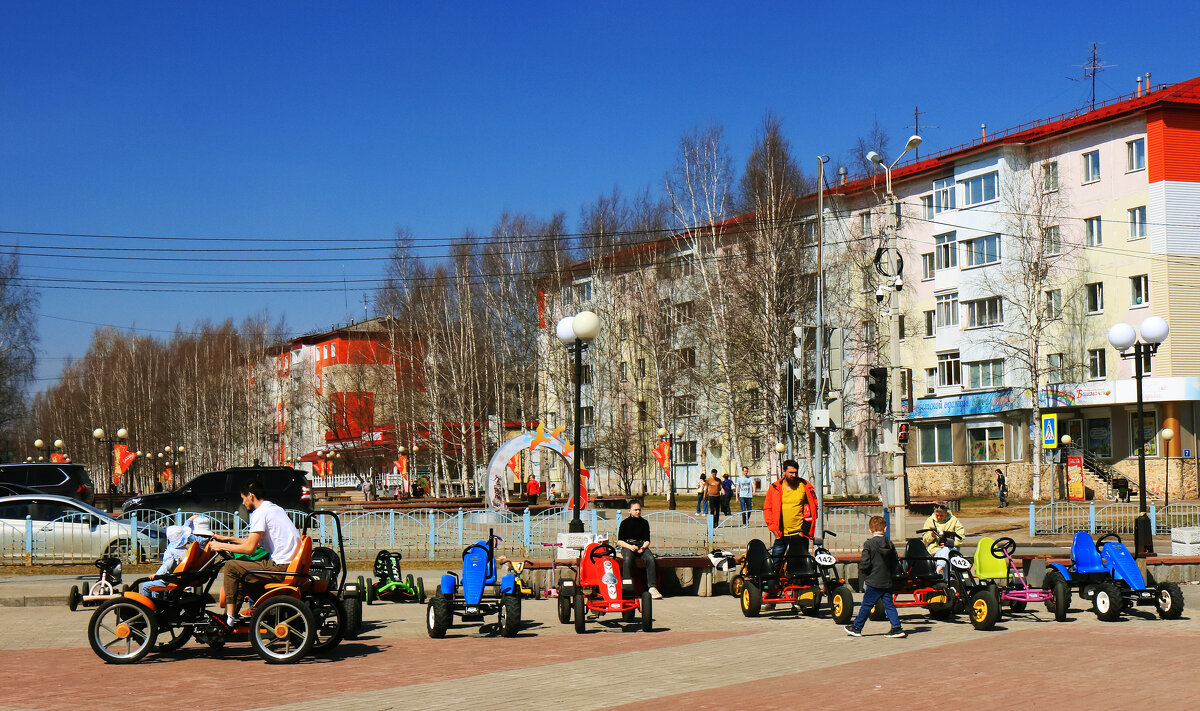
[1042, 414, 1058, 449]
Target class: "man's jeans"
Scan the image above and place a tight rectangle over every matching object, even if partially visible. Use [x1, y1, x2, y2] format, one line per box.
[621, 548, 657, 589]
[850, 585, 901, 631]
[739, 496, 753, 524]
[768, 535, 809, 574]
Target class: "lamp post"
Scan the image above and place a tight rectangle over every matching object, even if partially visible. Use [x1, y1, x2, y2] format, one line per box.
[33, 438, 65, 463]
[657, 426, 685, 510]
[92, 427, 129, 511]
[1162, 428, 1175, 507]
[774, 442, 787, 473]
[867, 134, 923, 542]
[556, 310, 602, 534]
[1108, 316, 1170, 555]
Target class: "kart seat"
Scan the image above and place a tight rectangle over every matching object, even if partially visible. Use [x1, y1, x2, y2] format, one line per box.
[265, 536, 313, 590]
[903, 539, 939, 579]
[785, 555, 817, 578]
[1071, 531, 1108, 574]
[744, 539, 772, 579]
[973, 537, 1010, 581]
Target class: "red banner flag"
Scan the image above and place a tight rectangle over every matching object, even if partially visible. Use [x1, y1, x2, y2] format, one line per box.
[651, 441, 670, 474]
[162, 466, 173, 483]
[50, 453, 67, 463]
[112, 445, 136, 484]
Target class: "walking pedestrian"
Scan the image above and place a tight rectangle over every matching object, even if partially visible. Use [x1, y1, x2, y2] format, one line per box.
[736, 466, 754, 525]
[996, 468, 1008, 508]
[845, 515, 905, 638]
[525, 475, 541, 505]
[705, 469, 723, 527]
[696, 473, 708, 514]
[720, 473, 734, 516]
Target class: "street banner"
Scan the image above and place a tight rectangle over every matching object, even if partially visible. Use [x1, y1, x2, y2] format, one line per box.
[163, 466, 173, 483]
[112, 445, 136, 483]
[1067, 455, 1085, 501]
[50, 453, 66, 463]
[651, 441, 669, 474]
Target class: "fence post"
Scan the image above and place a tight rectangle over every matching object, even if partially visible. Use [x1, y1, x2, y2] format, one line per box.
[523, 508, 530, 549]
[707, 513, 713, 542]
[24, 515, 33, 566]
[1150, 504, 1157, 534]
[175, 508, 183, 526]
[427, 510, 435, 557]
[1088, 502, 1096, 534]
[590, 509, 597, 536]
[130, 511, 139, 564]
[1028, 502, 1035, 537]
[457, 508, 463, 546]
[389, 510, 396, 547]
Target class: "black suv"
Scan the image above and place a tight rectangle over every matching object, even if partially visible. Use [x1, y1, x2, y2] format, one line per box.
[0, 463, 96, 505]
[121, 466, 312, 519]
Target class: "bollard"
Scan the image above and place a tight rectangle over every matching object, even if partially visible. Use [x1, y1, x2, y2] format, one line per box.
[590, 509, 597, 535]
[427, 510, 435, 557]
[130, 511, 140, 563]
[1150, 504, 1158, 534]
[457, 508, 464, 546]
[1089, 502, 1096, 534]
[523, 508, 530, 549]
[389, 509, 396, 547]
[1028, 503, 1035, 537]
[175, 508, 183, 526]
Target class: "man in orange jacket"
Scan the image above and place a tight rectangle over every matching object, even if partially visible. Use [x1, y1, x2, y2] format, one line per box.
[761, 459, 819, 572]
[525, 475, 541, 506]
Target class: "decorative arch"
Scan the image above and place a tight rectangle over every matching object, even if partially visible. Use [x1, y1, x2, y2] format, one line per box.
[485, 423, 588, 511]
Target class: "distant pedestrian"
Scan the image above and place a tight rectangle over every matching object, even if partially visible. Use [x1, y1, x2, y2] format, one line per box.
[696, 473, 708, 514]
[996, 468, 1008, 508]
[547, 483, 557, 503]
[846, 515, 905, 638]
[705, 469, 723, 527]
[736, 466, 754, 525]
[720, 473, 734, 516]
[526, 475, 541, 505]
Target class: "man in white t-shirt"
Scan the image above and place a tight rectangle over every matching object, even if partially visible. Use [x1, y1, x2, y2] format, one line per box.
[210, 479, 302, 626]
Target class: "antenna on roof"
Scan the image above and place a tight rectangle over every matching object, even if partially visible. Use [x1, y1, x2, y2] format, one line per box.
[1070, 42, 1115, 110]
[907, 106, 938, 160]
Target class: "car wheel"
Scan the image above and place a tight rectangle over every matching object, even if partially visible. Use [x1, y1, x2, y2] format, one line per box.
[499, 594, 521, 638]
[426, 594, 451, 639]
[343, 592, 362, 640]
[1156, 582, 1185, 620]
[969, 589, 1000, 631]
[573, 589, 586, 634]
[249, 597, 316, 664]
[640, 591, 653, 632]
[1093, 581, 1124, 621]
[830, 585, 854, 625]
[310, 592, 346, 653]
[89, 598, 158, 664]
[557, 590, 572, 624]
[739, 580, 762, 617]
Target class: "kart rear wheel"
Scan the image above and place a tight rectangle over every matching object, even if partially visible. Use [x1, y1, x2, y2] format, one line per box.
[416, 576, 426, 602]
[1092, 581, 1123, 621]
[622, 606, 636, 622]
[830, 585, 854, 625]
[344, 592, 363, 640]
[739, 581, 762, 617]
[364, 577, 374, 605]
[249, 596, 316, 664]
[69, 585, 82, 612]
[1051, 578, 1070, 622]
[1007, 599, 1027, 613]
[557, 590, 572, 624]
[311, 592, 346, 653]
[1156, 582, 1184, 619]
[640, 591, 653, 632]
[969, 589, 1000, 631]
[1043, 571, 1066, 611]
[155, 623, 193, 654]
[89, 598, 158, 664]
[407, 573, 415, 592]
[927, 583, 955, 619]
[730, 574, 745, 598]
[869, 600, 887, 621]
[426, 594, 452, 639]
[499, 594, 521, 638]
[573, 589, 586, 634]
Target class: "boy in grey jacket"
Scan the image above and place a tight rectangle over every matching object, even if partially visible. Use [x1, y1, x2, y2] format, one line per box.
[846, 515, 905, 638]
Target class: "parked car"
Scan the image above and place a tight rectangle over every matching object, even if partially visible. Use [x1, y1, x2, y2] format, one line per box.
[0, 482, 42, 497]
[0, 463, 96, 505]
[121, 466, 313, 520]
[0, 494, 162, 563]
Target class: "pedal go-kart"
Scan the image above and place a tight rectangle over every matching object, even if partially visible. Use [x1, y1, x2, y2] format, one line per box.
[737, 533, 854, 625]
[361, 550, 426, 605]
[1048, 532, 1184, 621]
[86, 510, 352, 664]
[870, 528, 998, 626]
[558, 541, 652, 633]
[426, 530, 522, 638]
[972, 536, 1069, 629]
[69, 555, 124, 611]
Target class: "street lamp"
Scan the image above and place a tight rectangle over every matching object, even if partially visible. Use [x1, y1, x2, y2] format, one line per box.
[774, 442, 787, 472]
[92, 427, 129, 510]
[1162, 428, 1175, 507]
[1108, 315, 1169, 555]
[867, 134, 922, 542]
[657, 426, 685, 510]
[556, 310, 602, 533]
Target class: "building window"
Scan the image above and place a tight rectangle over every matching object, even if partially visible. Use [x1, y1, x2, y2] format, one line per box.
[673, 395, 697, 419]
[637, 358, 646, 378]
[1085, 216, 1102, 246]
[920, 423, 953, 464]
[937, 351, 962, 387]
[960, 171, 998, 206]
[1042, 161, 1059, 192]
[619, 362, 628, 382]
[966, 297, 1003, 328]
[1086, 282, 1104, 313]
[968, 426, 1006, 462]
[933, 178, 956, 213]
[750, 437, 763, 460]
[678, 440, 698, 464]
[936, 292, 959, 328]
[1082, 150, 1101, 183]
[1127, 138, 1146, 172]
[636, 315, 646, 334]
[1088, 349, 1106, 379]
[1042, 226, 1061, 255]
[574, 280, 593, 303]
[966, 359, 1004, 388]
[670, 255, 695, 279]
[330, 343, 337, 358]
[964, 234, 1001, 267]
[748, 388, 762, 411]
[922, 253, 935, 280]
[673, 301, 695, 325]
[898, 314, 906, 340]
[620, 403, 629, 423]
[1128, 206, 1147, 239]
[581, 448, 596, 468]
[934, 232, 957, 269]
[637, 401, 647, 422]
[1045, 289, 1062, 320]
[1130, 274, 1149, 306]
[1048, 353, 1066, 384]
[924, 310, 935, 337]
[580, 364, 593, 385]
[925, 367, 937, 394]
[1130, 412, 1158, 457]
[862, 320, 876, 343]
[921, 195, 934, 219]
[860, 211, 872, 236]
[580, 406, 595, 427]
[674, 348, 696, 369]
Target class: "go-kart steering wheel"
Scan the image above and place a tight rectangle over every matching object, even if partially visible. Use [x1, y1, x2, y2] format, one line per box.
[1096, 533, 1122, 553]
[588, 542, 617, 563]
[990, 537, 1017, 557]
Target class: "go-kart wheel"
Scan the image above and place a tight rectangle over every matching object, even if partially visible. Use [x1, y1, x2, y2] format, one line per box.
[69, 585, 82, 612]
[89, 598, 158, 664]
[1051, 577, 1071, 622]
[730, 575, 745, 598]
[343, 592, 363, 640]
[417, 576, 426, 602]
[1092, 581, 1124, 621]
[311, 592, 347, 653]
[799, 590, 822, 616]
[969, 589, 1000, 630]
[739, 580, 762, 617]
[869, 600, 887, 621]
[1155, 582, 1184, 619]
[640, 591, 653, 632]
[364, 577, 374, 605]
[927, 583, 956, 619]
[499, 594, 521, 637]
[573, 589, 586, 634]
[249, 596, 316, 664]
[1095, 533, 1122, 553]
[406, 573, 415, 592]
[426, 594, 452, 639]
[1007, 599, 1027, 613]
[622, 607, 636, 622]
[830, 585, 854, 625]
[557, 589, 572, 624]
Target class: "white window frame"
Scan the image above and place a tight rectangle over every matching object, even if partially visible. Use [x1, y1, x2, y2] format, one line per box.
[959, 171, 999, 206]
[963, 234, 1002, 267]
[1042, 226, 1062, 255]
[921, 253, 935, 280]
[924, 310, 935, 338]
[921, 195, 935, 219]
[1048, 353, 1066, 384]
[860, 211, 872, 236]
[1082, 150, 1101, 183]
[966, 297, 1003, 328]
[1085, 216, 1102, 246]
[1128, 206, 1147, 239]
[937, 351, 962, 387]
[966, 359, 1004, 389]
[921, 422, 954, 464]
[1086, 282, 1104, 314]
[925, 367, 938, 394]
[1127, 138, 1146, 172]
[1130, 274, 1149, 306]
[967, 425, 1006, 462]
[934, 232, 957, 270]
[935, 292, 959, 328]
[1088, 349, 1106, 380]
[933, 178, 956, 213]
[1045, 289, 1062, 319]
[1042, 161, 1059, 192]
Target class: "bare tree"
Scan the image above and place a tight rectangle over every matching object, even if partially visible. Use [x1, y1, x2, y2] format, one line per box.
[0, 253, 37, 442]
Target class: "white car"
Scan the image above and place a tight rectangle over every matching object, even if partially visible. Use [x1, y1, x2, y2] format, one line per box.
[0, 494, 163, 564]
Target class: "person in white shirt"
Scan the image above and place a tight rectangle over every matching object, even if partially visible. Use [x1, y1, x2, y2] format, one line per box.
[736, 466, 755, 525]
[209, 479, 302, 626]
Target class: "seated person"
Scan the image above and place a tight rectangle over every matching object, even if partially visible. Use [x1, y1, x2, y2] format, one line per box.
[921, 502, 965, 574]
[208, 479, 302, 626]
[138, 515, 211, 598]
[615, 500, 662, 599]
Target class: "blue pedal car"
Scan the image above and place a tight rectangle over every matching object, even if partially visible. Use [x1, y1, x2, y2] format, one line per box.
[426, 530, 522, 638]
[1048, 532, 1184, 621]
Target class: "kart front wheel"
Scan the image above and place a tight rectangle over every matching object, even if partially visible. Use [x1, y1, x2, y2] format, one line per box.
[89, 598, 158, 664]
[364, 577, 374, 605]
[426, 594, 452, 639]
[1156, 582, 1184, 619]
[969, 589, 1000, 631]
[1007, 598, 1027, 613]
[344, 592, 363, 640]
[310, 592, 347, 653]
[69, 585, 82, 612]
[249, 597, 316, 664]
[730, 575, 745, 598]
[573, 589, 586, 634]
[927, 582, 955, 619]
[740, 581, 762, 617]
[830, 585, 854, 625]
[416, 576, 426, 603]
[557, 590, 572, 624]
[641, 591, 654, 632]
[1093, 582, 1123, 621]
[498, 594, 521, 638]
[1051, 577, 1070, 622]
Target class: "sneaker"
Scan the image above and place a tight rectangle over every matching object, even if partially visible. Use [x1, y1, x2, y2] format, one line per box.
[844, 625, 861, 637]
[648, 587, 663, 599]
[886, 627, 907, 638]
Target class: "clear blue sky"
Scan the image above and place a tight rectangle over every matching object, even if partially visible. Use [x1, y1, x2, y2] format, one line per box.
[3, 1, 1197, 393]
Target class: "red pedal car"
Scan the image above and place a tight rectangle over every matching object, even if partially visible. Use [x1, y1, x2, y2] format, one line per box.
[559, 541, 653, 633]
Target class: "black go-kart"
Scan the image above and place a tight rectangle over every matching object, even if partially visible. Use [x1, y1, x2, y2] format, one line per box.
[738, 531, 855, 624]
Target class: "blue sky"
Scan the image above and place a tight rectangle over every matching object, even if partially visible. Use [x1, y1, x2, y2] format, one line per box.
[3, 1, 1198, 392]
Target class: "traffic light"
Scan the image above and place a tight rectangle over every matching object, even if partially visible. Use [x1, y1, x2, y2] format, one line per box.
[867, 367, 888, 414]
[898, 422, 909, 444]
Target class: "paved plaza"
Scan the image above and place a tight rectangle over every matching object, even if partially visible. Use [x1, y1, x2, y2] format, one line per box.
[1, 573, 1199, 710]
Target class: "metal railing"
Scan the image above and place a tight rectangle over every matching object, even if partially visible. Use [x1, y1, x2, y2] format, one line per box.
[1028, 501, 1199, 536]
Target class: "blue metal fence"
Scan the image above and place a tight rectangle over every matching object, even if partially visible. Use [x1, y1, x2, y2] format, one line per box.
[1029, 501, 1200, 536]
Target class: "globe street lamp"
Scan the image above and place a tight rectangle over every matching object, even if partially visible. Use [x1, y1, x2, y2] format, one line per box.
[92, 427, 130, 510]
[775, 442, 787, 472]
[556, 310, 601, 533]
[1108, 316, 1169, 555]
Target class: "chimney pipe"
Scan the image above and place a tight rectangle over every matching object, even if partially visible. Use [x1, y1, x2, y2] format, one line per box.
[980, 123, 987, 141]
[1146, 71, 1152, 91]
[1137, 75, 1143, 97]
